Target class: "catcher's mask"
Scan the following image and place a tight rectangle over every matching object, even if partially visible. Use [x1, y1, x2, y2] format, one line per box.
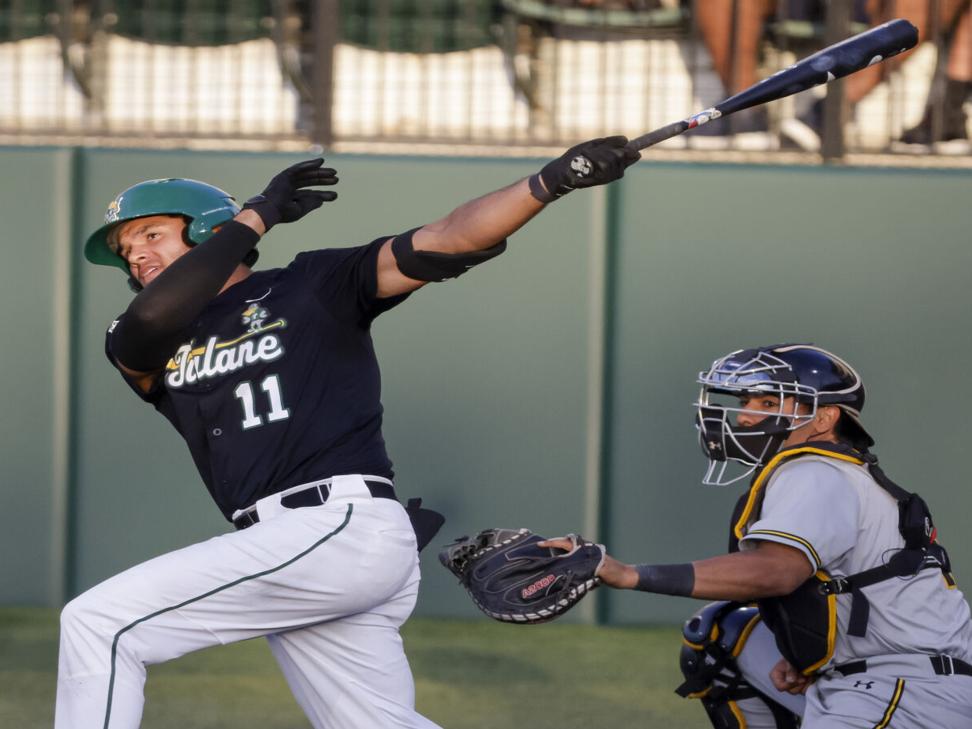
[695, 344, 871, 486]
[83, 177, 256, 291]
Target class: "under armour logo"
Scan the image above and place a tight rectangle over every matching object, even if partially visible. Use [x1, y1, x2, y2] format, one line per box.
[853, 680, 874, 690]
[570, 155, 593, 177]
[707, 440, 722, 451]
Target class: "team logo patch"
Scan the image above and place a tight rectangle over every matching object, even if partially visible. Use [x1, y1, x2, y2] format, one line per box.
[521, 573, 557, 599]
[242, 303, 271, 332]
[105, 196, 123, 223]
[570, 155, 593, 178]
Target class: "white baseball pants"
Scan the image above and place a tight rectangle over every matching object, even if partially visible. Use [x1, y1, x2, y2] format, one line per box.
[54, 475, 442, 729]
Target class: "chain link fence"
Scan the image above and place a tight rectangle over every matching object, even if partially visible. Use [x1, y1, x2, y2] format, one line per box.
[0, 0, 969, 161]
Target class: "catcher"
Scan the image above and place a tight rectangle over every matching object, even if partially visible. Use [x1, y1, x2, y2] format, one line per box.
[445, 344, 972, 729]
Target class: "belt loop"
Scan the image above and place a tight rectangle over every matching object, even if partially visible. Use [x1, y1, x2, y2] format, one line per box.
[931, 655, 954, 675]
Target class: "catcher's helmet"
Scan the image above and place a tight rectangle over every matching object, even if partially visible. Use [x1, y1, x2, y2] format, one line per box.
[695, 343, 872, 486]
[83, 178, 247, 278]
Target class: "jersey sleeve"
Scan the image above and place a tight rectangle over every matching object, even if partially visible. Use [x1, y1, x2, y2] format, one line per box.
[289, 236, 410, 326]
[739, 459, 860, 572]
[104, 316, 165, 403]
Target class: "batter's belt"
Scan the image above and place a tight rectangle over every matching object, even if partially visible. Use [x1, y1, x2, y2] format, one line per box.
[232, 475, 445, 551]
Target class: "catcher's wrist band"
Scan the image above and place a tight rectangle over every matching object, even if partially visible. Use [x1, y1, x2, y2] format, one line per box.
[633, 563, 695, 596]
[528, 173, 559, 203]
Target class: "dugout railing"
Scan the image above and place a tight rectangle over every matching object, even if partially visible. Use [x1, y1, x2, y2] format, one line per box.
[0, 0, 968, 162]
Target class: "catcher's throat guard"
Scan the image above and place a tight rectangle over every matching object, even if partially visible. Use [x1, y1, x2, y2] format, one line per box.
[439, 528, 605, 624]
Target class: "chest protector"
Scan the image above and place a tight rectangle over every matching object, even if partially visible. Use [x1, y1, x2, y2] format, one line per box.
[730, 442, 954, 675]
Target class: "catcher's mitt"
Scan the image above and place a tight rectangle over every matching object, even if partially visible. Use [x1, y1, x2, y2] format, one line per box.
[438, 528, 605, 624]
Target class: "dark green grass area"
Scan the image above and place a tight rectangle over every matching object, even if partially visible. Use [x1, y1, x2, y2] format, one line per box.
[0, 608, 706, 728]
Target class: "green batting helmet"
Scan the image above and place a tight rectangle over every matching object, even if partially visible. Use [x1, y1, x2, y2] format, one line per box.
[84, 178, 242, 275]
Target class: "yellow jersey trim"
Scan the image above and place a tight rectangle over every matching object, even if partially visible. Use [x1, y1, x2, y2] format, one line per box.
[745, 529, 822, 569]
[734, 447, 864, 540]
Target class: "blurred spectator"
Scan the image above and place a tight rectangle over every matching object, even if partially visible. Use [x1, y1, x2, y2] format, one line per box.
[898, 1, 971, 145]
[692, 0, 970, 148]
[812, 0, 972, 147]
[693, 1, 872, 137]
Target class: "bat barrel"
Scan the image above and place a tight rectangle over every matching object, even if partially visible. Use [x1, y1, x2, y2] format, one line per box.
[717, 18, 918, 116]
[801, 18, 918, 82]
[625, 19, 918, 152]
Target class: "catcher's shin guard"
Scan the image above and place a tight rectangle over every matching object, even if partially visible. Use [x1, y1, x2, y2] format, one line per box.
[677, 601, 800, 729]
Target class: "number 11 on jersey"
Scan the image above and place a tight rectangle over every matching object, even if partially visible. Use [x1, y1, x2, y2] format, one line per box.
[234, 375, 290, 430]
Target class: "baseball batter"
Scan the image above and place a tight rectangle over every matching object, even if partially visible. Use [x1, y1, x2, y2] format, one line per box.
[543, 344, 972, 729]
[57, 142, 639, 729]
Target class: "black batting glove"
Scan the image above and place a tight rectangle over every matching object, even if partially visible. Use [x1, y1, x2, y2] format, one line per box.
[529, 136, 640, 203]
[243, 158, 338, 231]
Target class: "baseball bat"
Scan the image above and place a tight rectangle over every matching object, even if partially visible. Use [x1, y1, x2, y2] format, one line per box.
[628, 18, 918, 150]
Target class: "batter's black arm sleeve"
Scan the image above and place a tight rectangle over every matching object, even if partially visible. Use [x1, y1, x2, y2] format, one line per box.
[111, 221, 260, 372]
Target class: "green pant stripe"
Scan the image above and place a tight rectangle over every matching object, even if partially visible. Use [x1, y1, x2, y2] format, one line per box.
[102, 503, 354, 729]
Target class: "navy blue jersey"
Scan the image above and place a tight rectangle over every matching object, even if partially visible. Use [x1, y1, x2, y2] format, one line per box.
[105, 237, 409, 520]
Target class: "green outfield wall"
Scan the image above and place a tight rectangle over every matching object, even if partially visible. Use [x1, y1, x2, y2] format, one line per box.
[2, 147, 970, 627]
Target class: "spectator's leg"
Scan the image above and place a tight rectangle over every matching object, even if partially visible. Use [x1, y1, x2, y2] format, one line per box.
[899, 1, 972, 143]
[846, 0, 969, 104]
[947, 5, 972, 82]
[695, 0, 776, 93]
[938, 4, 972, 139]
[693, 0, 776, 134]
[780, 0, 872, 152]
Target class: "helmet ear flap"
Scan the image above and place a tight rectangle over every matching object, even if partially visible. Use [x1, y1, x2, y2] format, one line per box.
[187, 210, 233, 245]
[186, 214, 259, 267]
[181, 218, 195, 248]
